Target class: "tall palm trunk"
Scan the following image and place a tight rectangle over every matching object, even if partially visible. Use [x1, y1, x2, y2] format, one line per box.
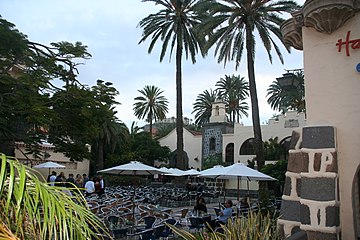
[176, 41, 184, 170]
[98, 138, 105, 170]
[246, 25, 265, 170]
[149, 111, 153, 137]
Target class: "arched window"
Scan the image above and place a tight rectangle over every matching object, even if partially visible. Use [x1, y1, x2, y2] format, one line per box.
[280, 136, 292, 161]
[240, 138, 255, 155]
[215, 106, 220, 116]
[225, 143, 234, 163]
[209, 137, 216, 151]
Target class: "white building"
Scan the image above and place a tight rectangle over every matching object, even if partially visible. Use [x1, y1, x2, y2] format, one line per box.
[159, 102, 306, 191]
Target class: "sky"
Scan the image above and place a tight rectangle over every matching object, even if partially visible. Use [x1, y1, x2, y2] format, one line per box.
[1, 0, 305, 129]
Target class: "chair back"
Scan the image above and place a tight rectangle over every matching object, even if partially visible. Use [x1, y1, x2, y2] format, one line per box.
[152, 224, 165, 239]
[214, 207, 221, 216]
[188, 217, 204, 228]
[140, 228, 154, 240]
[161, 218, 177, 238]
[143, 216, 156, 229]
[181, 208, 189, 218]
[107, 215, 119, 225]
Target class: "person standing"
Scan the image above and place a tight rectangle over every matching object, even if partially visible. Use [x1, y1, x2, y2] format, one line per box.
[84, 177, 95, 197]
[75, 174, 83, 188]
[82, 174, 89, 188]
[49, 171, 57, 186]
[55, 172, 66, 187]
[66, 173, 75, 188]
[98, 175, 105, 197]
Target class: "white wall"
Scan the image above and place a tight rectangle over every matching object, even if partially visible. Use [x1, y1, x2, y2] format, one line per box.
[158, 128, 203, 170]
[303, 14, 360, 239]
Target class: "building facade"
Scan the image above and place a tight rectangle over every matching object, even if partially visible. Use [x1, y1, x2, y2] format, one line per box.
[159, 102, 306, 190]
[278, 1, 360, 239]
[15, 142, 90, 181]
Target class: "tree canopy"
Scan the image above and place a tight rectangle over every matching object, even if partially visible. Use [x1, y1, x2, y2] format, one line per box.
[0, 17, 122, 166]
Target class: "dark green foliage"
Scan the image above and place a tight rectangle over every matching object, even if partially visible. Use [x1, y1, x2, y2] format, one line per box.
[266, 71, 305, 113]
[263, 137, 283, 161]
[203, 154, 225, 169]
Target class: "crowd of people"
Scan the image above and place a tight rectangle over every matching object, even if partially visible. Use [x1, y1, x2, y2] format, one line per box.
[46, 171, 105, 197]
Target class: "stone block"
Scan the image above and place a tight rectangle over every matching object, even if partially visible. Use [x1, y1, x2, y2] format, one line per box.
[288, 152, 309, 173]
[301, 177, 336, 201]
[280, 199, 301, 222]
[300, 204, 310, 224]
[284, 176, 292, 196]
[307, 231, 337, 240]
[326, 206, 340, 227]
[289, 130, 301, 150]
[302, 126, 335, 149]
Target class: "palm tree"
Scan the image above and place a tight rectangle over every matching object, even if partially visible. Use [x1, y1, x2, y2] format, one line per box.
[133, 85, 169, 136]
[266, 71, 305, 113]
[192, 89, 218, 127]
[215, 74, 249, 123]
[92, 80, 122, 171]
[202, 0, 300, 170]
[138, 0, 207, 169]
[95, 119, 130, 171]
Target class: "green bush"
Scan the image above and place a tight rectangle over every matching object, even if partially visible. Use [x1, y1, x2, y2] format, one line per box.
[169, 210, 280, 240]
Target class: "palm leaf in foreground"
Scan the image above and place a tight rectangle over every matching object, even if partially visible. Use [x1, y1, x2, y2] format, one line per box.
[0, 153, 109, 240]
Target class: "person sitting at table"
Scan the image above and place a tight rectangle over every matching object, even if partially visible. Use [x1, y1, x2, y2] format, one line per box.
[194, 197, 207, 214]
[240, 196, 250, 209]
[207, 200, 233, 230]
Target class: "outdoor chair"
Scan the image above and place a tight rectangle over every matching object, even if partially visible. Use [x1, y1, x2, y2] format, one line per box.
[140, 215, 157, 229]
[173, 208, 188, 226]
[152, 224, 165, 240]
[161, 218, 178, 239]
[188, 217, 205, 233]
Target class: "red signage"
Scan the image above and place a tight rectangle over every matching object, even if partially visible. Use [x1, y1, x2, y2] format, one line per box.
[336, 31, 360, 56]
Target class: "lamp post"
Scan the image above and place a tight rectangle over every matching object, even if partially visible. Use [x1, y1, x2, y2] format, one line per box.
[276, 68, 303, 89]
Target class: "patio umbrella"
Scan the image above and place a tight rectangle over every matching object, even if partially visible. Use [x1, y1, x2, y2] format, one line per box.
[200, 162, 276, 201]
[164, 167, 186, 177]
[182, 168, 200, 176]
[33, 161, 66, 175]
[98, 161, 168, 222]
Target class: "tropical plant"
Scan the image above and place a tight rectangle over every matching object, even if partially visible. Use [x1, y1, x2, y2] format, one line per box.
[168, 210, 280, 240]
[266, 71, 305, 113]
[200, 0, 300, 170]
[192, 89, 218, 127]
[263, 137, 282, 161]
[0, 153, 108, 240]
[203, 154, 225, 169]
[261, 159, 288, 193]
[138, 0, 208, 169]
[154, 122, 176, 139]
[133, 85, 169, 136]
[215, 74, 249, 123]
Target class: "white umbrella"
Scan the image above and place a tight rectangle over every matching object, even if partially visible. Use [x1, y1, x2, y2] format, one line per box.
[164, 168, 186, 176]
[182, 168, 200, 176]
[33, 161, 66, 175]
[200, 162, 276, 201]
[98, 161, 166, 175]
[199, 165, 225, 176]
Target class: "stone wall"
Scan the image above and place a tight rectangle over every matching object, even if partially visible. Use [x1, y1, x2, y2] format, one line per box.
[278, 126, 340, 239]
